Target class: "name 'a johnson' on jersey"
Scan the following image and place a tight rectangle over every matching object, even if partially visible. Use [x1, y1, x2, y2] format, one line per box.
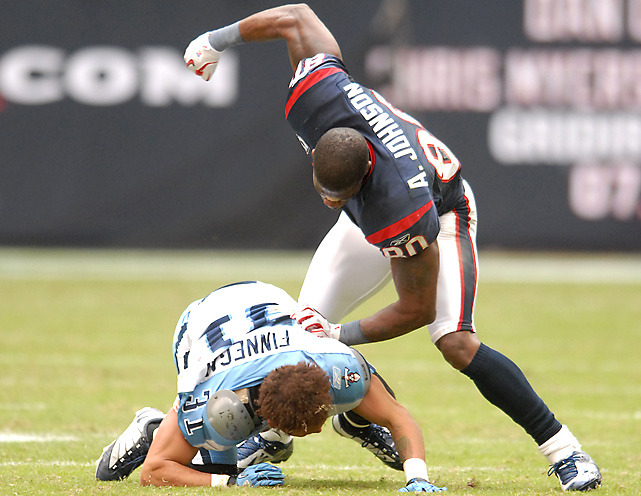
[285, 54, 466, 258]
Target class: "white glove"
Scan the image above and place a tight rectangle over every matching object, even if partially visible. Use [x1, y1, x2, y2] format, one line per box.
[184, 32, 222, 81]
[292, 306, 341, 340]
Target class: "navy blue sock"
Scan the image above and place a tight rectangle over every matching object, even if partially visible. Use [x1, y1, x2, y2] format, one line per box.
[461, 343, 562, 445]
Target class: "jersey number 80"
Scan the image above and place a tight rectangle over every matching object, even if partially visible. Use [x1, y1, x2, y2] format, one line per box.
[416, 129, 461, 183]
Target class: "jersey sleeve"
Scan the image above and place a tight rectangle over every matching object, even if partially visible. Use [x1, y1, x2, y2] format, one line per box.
[360, 196, 441, 258]
[285, 54, 350, 151]
[287, 54, 347, 105]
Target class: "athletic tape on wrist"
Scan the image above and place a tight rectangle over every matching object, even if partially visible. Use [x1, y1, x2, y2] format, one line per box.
[403, 458, 429, 484]
[339, 320, 368, 345]
[210, 474, 231, 487]
[208, 22, 244, 51]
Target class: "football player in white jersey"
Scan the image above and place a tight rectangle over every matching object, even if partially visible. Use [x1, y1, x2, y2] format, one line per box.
[96, 281, 445, 492]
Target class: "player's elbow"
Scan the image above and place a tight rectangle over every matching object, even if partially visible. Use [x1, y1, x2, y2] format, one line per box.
[410, 302, 437, 328]
[286, 3, 315, 18]
[415, 311, 436, 329]
[424, 306, 437, 326]
[275, 4, 315, 31]
[139, 458, 166, 487]
[397, 308, 435, 337]
[420, 286, 438, 325]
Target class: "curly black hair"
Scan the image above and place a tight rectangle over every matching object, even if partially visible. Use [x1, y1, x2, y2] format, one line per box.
[256, 362, 332, 435]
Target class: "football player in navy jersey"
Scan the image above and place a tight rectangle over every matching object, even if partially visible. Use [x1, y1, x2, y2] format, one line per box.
[184, 4, 601, 491]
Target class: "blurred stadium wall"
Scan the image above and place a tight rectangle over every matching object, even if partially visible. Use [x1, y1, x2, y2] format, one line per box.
[1, 1, 639, 251]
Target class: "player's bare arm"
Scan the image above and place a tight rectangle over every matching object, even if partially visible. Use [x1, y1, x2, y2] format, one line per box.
[238, 4, 342, 70]
[185, 4, 341, 81]
[352, 375, 426, 463]
[359, 241, 440, 343]
[140, 409, 210, 487]
[294, 242, 439, 344]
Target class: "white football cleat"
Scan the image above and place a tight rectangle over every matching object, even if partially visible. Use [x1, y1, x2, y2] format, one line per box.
[548, 451, 602, 491]
[332, 414, 403, 470]
[95, 407, 165, 481]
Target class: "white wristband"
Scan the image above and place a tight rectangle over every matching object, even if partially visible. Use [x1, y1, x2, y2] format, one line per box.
[211, 474, 231, 487]
[403, 458, 429, 483]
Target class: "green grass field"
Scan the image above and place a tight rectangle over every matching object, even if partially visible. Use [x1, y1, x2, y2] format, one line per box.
[1, 248, 640, 495]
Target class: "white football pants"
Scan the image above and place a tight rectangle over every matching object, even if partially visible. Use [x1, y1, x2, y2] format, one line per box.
[298, 180, 478, 344]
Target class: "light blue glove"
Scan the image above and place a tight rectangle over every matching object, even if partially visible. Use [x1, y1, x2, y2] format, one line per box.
[235, 462, 284, 487]
[398, 477, 447, 492]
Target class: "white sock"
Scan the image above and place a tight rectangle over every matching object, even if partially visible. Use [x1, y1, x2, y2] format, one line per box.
[260, 428, 292, 443]
[537, 425, 582, 465]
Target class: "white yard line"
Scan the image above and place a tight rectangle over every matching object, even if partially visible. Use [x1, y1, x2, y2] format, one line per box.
[0, 248, 311, 282]
[479, 251, 641, 284]
[0, 460, 95, 467]
[0, 433, 79, 442]
[0, 248, 639, 284]
[0, 403, 46, 411]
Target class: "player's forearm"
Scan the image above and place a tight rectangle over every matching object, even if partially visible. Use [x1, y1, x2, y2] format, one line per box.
[392, 418, 434, 484]
[190, 4, 340, 78]
[365, 302, 431, 341]
[339, 302, 430, 345]
[203, 5, 309, 56]
[341, 242, 440, 344]
[140, 460, 216, 487]
[390, 416, 426, 463]
[237, 5, 303, 43]
[385, 410, 431, 483]
[236, 4, 340, 69]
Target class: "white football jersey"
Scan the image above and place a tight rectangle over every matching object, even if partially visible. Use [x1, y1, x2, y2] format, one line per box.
[171, 281, 372, 449]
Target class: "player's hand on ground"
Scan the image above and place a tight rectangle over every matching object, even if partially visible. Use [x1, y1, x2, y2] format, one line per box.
[235, 463, 284, 487]
[184, 32, 222, 81]
[398, 478, 447, 492]
[292, 306, 340, 339]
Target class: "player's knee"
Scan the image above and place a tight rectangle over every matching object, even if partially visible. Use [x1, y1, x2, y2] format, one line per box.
[435, 331, 480, 370]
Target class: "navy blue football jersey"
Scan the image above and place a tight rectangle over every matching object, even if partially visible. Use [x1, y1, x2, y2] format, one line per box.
[286, 54, 465, 258]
